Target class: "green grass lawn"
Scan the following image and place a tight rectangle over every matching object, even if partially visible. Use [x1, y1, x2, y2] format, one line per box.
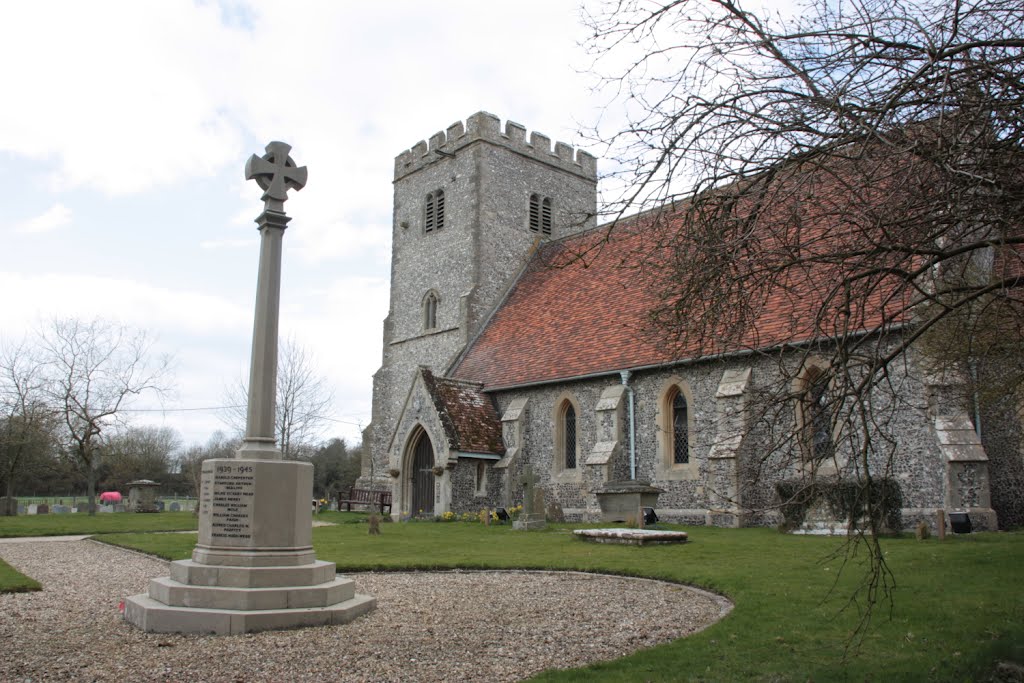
[0, 511, 198, 537]
[0, 557, 40, 593]
[4, 519, 1022, 681]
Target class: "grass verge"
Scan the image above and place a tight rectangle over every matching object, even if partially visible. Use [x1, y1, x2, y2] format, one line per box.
[0, 557, 41, 593]
[0, 512, 198, 538]
[93, 522, 1024, 682]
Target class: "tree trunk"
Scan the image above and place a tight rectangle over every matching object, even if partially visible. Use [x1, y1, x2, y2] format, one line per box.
[86, 453, 96, 516]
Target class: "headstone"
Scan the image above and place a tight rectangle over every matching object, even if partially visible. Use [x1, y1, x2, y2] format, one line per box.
[546, 501, 565, 523]
[17, 505, 26, 515]
[169, 501, 181, 512]
[513, 465, 546, 530]
[53, 505, 70, 514]
[27, 504, 38, 515]
[155, 500, 165, 512]
[77, 503, 96, 514]
[99, 505, 114, 513]
[0, 496, 16, 516]
[36, 503, 49, 514]
[113, 504, 127, 512]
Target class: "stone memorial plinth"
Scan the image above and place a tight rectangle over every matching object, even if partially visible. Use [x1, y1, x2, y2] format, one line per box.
[124, 141, 374, 635]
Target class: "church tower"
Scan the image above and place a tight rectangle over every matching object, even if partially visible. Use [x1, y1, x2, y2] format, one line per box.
[361, 112, 598, 488]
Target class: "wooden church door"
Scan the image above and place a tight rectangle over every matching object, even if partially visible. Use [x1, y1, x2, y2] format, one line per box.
[410, 431, 435, 516]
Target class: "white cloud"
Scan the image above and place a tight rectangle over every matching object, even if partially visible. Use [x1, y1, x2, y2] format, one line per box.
[14, 203, 72, 234]
[0, 272, 250, 336]
[200, 238, 259, 250]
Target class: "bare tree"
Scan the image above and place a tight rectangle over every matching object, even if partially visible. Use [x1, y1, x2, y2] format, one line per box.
[103, 425, 182, 489]
[39, 318, 172, 515]
[583, 0, 1023, 628]
[0, 339, 56, 510]
[220, 337, 335, 459]
[177, 431, 241, 515]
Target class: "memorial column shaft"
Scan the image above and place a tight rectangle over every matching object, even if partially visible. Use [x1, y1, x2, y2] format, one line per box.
[239, 209, 290, 460]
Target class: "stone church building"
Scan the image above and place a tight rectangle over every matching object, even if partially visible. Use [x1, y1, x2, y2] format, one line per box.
[359, 111, 1022, 529]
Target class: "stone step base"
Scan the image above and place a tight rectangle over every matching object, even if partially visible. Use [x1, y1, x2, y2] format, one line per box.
[124, 592, 376, 635]
[148, 576, 356, 611]
[170, 559, 337, 588]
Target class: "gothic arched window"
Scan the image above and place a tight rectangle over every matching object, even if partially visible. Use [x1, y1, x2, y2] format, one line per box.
[425, 189, 445, 233]
[561, 402, 577, 470]
[670, 388, 689, 464]
[802, 367, 834, 463]
[423, 291, 439, 331]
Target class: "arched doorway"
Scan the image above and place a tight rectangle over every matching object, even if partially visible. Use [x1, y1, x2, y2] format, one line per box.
[408, 429, 435, 516]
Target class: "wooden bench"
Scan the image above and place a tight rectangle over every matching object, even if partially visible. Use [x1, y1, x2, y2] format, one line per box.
[337, 487, 392, 514]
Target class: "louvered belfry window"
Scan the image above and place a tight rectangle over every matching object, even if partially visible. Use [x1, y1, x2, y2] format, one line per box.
[672, 390, 689, 464]
[425, 189, 445, 233]
[529, 194, 553, 236]
[564, 403, 577, 469]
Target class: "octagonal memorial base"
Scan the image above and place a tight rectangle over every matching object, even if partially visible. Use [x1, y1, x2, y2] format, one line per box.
[124, 458, 375, 634]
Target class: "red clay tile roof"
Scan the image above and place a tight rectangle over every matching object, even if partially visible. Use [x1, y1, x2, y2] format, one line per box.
[451, 168, 915, 389]
[422, 369, 504, 455]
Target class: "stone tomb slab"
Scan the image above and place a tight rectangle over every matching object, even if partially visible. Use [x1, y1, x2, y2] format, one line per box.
[574, 528, 689, 546]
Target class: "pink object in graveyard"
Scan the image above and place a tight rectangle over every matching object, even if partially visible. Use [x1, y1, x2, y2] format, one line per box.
[99, 491, 122, 503]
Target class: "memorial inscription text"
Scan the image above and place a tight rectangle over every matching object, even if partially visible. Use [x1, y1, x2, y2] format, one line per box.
[200, 462, 256, 541]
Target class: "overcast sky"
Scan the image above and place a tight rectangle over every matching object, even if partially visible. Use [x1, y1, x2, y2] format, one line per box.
[0, 0, 622, 449]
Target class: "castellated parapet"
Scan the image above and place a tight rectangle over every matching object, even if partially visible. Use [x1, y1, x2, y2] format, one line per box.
[395, 111, 597, 181]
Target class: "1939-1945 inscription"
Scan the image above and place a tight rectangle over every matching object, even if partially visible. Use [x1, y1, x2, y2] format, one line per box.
[199, 462, 256, 541]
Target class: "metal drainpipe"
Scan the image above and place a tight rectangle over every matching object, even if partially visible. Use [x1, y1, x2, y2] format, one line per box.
[620, 370, 636, 480]
[969, 359, 982, 440]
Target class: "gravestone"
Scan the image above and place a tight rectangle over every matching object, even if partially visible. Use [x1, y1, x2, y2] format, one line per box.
[99, 505, 114, 513]
[27, 504, 38, 515]
[546, 501, 565, 523]
[53, 505, 70, 514]
[17, 505, 26, 515]
[0, 496, 16, 516]
[124, 142, 375, 635]
[155, 500, 165, 512]
[169, 502, 181, 512]
[113, 504, 127, 512]
[513, 465, 546, 531]
[36, 503, 49, 514]
[77, 503, 96, 514]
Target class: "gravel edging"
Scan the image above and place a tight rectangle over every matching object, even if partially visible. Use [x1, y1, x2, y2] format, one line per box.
[1, 538, 731, 682]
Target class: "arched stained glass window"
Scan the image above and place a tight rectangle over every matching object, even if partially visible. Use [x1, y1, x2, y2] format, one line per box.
[672, 390, 689, 464]
[563, 403, 577, 470]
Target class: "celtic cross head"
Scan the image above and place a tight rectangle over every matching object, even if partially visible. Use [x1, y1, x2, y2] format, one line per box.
[245, 141, 308, 212]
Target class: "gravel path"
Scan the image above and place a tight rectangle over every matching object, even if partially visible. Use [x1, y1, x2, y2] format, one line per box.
[0, 538, 731, 682]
